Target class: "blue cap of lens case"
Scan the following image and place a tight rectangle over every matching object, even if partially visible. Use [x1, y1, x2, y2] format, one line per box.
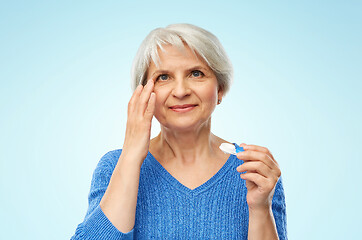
[234, 143, 245, 153]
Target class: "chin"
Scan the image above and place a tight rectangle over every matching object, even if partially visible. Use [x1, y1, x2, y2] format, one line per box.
[161, 118, 210, 132]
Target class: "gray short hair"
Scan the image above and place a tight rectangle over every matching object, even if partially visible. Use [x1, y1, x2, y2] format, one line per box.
[130, 23, 233, 96]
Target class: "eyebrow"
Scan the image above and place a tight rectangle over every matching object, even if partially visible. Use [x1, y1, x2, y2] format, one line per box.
[151, 65, 210, 77]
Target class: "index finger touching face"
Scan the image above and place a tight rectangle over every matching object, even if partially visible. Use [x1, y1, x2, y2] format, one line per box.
[137, 79, 155, 113]
[140, 78, 154, 95]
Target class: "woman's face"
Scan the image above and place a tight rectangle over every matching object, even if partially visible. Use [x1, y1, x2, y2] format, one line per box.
[146, 44, 223, 132]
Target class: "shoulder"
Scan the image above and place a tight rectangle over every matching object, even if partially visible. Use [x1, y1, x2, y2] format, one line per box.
[272, 176, 286, 206]
[95, 149, 123, 173]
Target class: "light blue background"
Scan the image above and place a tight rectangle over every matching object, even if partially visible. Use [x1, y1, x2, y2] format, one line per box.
[1, 1, 361, 239]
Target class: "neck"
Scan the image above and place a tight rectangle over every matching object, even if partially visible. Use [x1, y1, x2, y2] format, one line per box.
[152, 118, 221, 166]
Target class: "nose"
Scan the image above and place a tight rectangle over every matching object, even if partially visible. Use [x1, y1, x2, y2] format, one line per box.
[171, 78, 191, 99]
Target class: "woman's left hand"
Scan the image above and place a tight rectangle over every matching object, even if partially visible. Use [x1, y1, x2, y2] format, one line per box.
[236, 143, 281, 211]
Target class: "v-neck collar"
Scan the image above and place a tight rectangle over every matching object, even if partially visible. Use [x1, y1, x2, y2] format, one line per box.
[147, 148, 235, 197]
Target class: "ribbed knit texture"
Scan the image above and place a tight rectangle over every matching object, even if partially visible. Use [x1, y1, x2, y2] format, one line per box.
[71, 146, 287, 239]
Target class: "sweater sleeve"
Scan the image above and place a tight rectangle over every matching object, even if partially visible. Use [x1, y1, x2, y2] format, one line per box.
[70, 150, 134, 240]
[272, 176, 288, 240]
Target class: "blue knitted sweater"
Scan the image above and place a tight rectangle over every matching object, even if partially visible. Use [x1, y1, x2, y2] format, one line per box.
[71, 148, 287, 239]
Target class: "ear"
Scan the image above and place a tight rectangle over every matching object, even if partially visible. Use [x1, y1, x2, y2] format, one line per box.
[217, 85, 224, 100]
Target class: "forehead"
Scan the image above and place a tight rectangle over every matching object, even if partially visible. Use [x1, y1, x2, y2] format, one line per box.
[149, 44, 210, 70]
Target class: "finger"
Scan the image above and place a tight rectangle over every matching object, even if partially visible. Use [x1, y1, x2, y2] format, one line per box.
[236, 150, 275, 170]
[128, 84, 143, 116]
[239, 172, 269, 189]
[242, 144, 276, 163]
[137, 79, 155, 115]
[236, 161, 271, 178]
[144, 92, 156, 121]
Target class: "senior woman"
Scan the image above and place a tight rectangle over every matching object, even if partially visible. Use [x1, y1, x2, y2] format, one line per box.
[71, 23, 287, 239]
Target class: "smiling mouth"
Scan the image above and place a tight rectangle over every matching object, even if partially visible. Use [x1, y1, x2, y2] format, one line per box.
[169, 104, 198, 112]
[169, 104, 197, 109]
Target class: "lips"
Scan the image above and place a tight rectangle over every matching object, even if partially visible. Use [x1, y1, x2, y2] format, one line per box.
[169, 104, 197, 109]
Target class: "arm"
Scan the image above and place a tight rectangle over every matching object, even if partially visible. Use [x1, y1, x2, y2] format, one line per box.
[248, 207, 279, 240]
[70, 151, 137, 240]
[99, 154, 142, 233]
[71, 80, 156, 239]
[247, 177, 287, 240]
[236, 144, 287, 240]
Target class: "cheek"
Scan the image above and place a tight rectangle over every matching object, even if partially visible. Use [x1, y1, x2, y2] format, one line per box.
[153, 89, 167, 113]
[200, 86, 218, 103]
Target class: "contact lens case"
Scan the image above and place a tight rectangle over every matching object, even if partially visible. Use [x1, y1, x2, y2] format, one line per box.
[219, 143, 244, 155]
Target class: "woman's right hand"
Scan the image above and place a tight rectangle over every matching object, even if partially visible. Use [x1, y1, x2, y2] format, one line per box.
[121, 79, 156, 166]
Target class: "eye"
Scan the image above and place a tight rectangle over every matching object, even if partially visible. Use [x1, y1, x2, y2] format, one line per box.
[157, 74, 169, 81]
[191, 70, 204, 78]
